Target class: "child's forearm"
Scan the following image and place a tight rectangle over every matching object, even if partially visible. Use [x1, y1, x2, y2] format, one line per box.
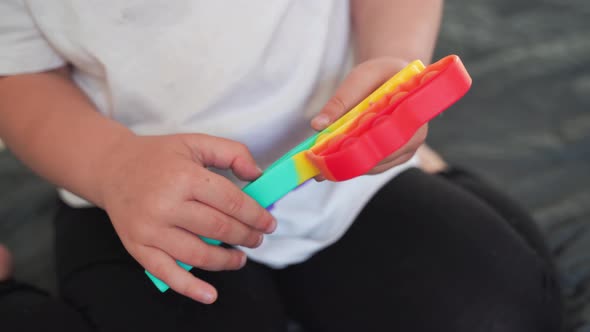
[351, 0, 444, 64]
[0, 68, 134, 207]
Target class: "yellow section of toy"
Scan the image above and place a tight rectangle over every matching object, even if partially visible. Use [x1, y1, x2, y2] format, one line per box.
[292, 152, 320, 182]
[315, 60, 426, 147]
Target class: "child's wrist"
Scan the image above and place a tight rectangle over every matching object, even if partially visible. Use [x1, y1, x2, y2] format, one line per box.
[91, 129, 138, 209]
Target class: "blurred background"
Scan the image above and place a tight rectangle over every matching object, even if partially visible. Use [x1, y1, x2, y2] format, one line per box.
[430, 0, 590, 330]
[1, 0, 589, 330]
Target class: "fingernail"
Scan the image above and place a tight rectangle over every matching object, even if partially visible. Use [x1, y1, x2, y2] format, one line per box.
[240, 253, 248, 267]
[202, 291, 216, 304]
[312, 114, 330, 129]
[256, 235, 264, 247]
[266, 218, 277, 233]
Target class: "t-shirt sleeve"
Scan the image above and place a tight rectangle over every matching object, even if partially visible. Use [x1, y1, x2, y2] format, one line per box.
[0, 0, 66, 75]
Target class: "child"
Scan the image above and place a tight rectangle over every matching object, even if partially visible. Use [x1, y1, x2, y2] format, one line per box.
[0, 1, 563, 331]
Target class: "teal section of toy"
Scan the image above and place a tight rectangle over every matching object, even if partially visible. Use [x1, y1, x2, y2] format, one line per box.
[201, 237, 222, 245]
[243, 158, 300, 208]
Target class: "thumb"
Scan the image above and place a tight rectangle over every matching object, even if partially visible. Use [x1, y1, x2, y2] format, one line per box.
[181, 134, 262, 181]
[311, 57, 409, 131]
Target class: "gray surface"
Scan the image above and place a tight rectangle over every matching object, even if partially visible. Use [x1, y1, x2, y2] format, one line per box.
[1, 0, 589, 330]
[0, 153, 57, 292]
[429, 0, 590, 330]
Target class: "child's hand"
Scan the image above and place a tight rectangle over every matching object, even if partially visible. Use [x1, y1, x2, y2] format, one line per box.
[311, 57, 428, 175]
[95, 134, 276, 304]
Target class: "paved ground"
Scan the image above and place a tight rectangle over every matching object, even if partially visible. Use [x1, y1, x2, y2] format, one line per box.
[1, 0, 589, 330]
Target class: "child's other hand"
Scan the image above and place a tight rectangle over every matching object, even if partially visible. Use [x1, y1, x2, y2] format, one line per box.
[311, 57, 427, 176]
[95, 134, 276, 304]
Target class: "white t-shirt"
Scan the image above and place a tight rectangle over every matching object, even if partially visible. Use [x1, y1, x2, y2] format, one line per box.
[0, 0, 418, 268]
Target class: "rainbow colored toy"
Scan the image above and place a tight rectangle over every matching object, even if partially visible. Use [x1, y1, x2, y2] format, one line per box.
[146, 54, 472, 292]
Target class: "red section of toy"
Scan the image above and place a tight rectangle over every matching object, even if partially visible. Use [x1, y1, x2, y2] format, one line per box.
[307, 55, 472, 181]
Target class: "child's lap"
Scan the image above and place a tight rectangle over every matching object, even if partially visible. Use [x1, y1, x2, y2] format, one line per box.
[54, 204, 287, 331]
[276, 167, 562, 331]
[52, 167, 562, 332]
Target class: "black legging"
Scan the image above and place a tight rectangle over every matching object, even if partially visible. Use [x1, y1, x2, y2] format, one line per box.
[0, 167, 564, 332]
